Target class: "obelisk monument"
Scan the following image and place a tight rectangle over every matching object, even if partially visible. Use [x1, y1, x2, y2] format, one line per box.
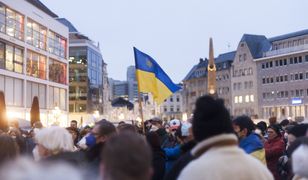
[207, 38, 217, 96]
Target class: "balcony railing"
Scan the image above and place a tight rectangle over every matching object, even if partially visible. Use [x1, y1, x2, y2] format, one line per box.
[264, 44, 308, 57]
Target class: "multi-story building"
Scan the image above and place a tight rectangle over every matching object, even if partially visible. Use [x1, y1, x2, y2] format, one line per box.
[182, 58, 208, 116]
[111, 80, 128, 99]
[230, 34, 271, 117]
[58, 18, 106, 122]
[160, 84, 183, 120]
[215, 51, 235, 112]
[256, 30, 308, 120]
[0, 0, 69, 126]
[127, 65, 138, 102]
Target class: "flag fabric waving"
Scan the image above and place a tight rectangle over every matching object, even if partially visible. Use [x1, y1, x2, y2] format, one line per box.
[134, 47, 181, 104]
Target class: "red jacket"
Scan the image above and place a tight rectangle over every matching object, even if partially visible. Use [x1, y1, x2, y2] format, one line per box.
[264, 137, 285, 180]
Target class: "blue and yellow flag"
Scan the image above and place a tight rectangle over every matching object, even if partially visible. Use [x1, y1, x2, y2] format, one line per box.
[134, 47, 181, 104]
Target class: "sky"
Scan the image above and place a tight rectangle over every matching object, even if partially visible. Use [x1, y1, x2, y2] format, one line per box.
[41, 0, 308, 83]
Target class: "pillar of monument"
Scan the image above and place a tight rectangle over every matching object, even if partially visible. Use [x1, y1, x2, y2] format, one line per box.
[207, 38, 217, 96]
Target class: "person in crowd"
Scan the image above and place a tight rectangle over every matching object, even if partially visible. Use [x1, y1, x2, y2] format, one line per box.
[117, 123, 138, 134]
[290, 137, 308, 180]
[70, 120, 78, 129]
[178, 95, 273, 180]
[66, 127, 79, 147]
[0, 158, 85, 180]
[0, 134, 19, 166]
[286, 124, 308, 148]
[8, 127, 27, 155]
[85, 119, 116, 176]
[146, 131, 165, 180]
[79, 125, 91, 139]
[280, 119, 290, 130]
[150, 117, 177, 148]
[233, 116, 266, 164]
[164, 122, 196, 180]
[269, 117, 278, 126]
[33, 126, 84, 166]
[264, 124, 285, 180]
[101, 132, 152, 180]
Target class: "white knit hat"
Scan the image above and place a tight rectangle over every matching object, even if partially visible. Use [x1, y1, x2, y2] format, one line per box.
[292, 144, 308, 178]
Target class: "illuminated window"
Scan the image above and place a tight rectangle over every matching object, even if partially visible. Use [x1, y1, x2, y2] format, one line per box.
[250, 95, 254, 102]
[26, 18, 47, 50]
[26, 50, 46, 79]
[245, 95, 250, 103]
[3, 7, 24, 40]
[48, 31, 67, 58]
[234, 96, 238, 104]
[49, 59, 67, 84]
[239, 96, 243, 103]
[0, 43, 23, 73]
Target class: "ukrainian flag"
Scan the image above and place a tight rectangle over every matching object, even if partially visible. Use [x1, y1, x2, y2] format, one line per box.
[134, 47, 181, 104]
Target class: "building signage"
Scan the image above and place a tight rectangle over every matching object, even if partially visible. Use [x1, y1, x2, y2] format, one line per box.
[291, 98, 303, 105]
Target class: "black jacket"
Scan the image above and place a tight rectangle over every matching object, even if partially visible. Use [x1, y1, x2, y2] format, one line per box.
[151, 147, 165, 180]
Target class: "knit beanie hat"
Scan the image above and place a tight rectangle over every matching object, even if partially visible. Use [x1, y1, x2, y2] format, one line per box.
[288, 124, 308, 138]
[292, 144, 308, 178]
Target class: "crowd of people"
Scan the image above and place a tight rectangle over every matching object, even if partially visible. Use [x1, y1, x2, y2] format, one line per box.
[0, 95, 308, 180]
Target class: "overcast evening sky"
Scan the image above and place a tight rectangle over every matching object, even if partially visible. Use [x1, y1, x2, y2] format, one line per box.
[41, 0, 308, 83]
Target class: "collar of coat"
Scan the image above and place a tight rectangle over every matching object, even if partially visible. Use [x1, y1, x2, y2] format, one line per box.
[192, 134, 238, 158]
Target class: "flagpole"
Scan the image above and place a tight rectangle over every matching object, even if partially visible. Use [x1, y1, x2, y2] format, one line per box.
[137, 90, 145, 133]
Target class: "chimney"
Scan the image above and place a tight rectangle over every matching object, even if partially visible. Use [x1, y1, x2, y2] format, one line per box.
[199, 58, 203, 63]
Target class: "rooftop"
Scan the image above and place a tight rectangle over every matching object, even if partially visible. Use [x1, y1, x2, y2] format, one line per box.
[26, 0, 58, 18]
[57, 18, 78, 32]
[240, 34, 271, 59]
[269, 29, 308, 42]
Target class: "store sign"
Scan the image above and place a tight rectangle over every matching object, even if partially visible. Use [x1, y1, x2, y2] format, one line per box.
[291, 98, 303, 105]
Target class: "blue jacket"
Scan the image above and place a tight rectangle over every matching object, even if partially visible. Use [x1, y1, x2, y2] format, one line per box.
[239, 133, 263, 154]
[164, 145, 181, 172]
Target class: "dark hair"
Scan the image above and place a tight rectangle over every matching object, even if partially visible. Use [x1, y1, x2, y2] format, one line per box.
[280, 119, 290, 127]
[286, 136, 308, 157]
[192, 95, 234, 142]
[268, 124, 282, 137]
[0, 135, 19, 166]
[146, 131, 161, 149]
[233, 116, 255, 135]
[269, 117, 277, 125]
[288, 124, 308, 138]
[101, 132, 152, 180]
[96, 119, 116, 137]
[117, 124, 137, 133]
[256, 121, 267, 135]
[70, 120, 78, 124]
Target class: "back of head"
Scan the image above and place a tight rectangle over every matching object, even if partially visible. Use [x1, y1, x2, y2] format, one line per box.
[35, 126, 74, 155]
[146, 131, 161, 149]
[102, 132, 152, 180]
[269, 117, 277, 125]
[117, 124, 137, 134]
[192, 95, 234, 142]
[256, 121, 267, 132]
[96, 119, 116, 137]
[288, 124, 308, 138]
[0, 134, 18, 166]
[280, 119, 290, 127]
[233, 116, 255, 135]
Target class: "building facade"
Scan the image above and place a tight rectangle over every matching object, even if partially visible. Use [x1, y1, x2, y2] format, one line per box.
[58, 18, 106, 123]
[256, 30, 308, 120]
[0, 0, 69, 126]
[230, 34, 270, 117]
[160, 85, 183, 120]
[127, 65, 138, 102]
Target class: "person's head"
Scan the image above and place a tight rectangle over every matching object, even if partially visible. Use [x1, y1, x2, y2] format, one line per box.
[34, 126, 74, 159]
[267, 124, 282, 140]
[118, 121, 125, 126]
[192, 95, 234, 142]
[287, 124, 308, 148]
[175, 122, 193, 143]
[280, 119, 290, 129]
[150, 117, 163, 129]
[269, 117, 277, 125]
[232, 116, 255, 139]
[117, 124, 137, 134]
[0, 158, 84, 180]
[66, 127, 78, 143]
[101, 132, 152, 180]
[91, 120, 116, 144]
[0, 134, 19, 166]
[256, 121, 267, 136]
[146, 131, 161, 149]
[70, 120, 78, 129]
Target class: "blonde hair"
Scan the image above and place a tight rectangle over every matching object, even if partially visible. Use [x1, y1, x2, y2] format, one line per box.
[35, 126, 74, 155]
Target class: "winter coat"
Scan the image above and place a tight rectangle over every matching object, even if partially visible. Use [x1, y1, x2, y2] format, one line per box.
[163, 141, 196, 180]
[164, 144, 181, 172]
[239, 133, 267, 164]
[178, 134, 273, 180]
[151, 147, 165, 180]
[265, 137, 285, 180]
[45, 151, 86, 167]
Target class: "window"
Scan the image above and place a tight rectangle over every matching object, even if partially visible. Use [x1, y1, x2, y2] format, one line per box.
[243, 54, 246, 61]
[299, 56, 302, 63]
[26, 18, 47, 50]
[176, 106, 180, 112]
[306, 72, 308, 79]
[170, 97, 173, 102]
[279, 59, 283, 66]
[262, 63, 265, 69]
[275, 60, 279, 66]
[280, 76, 283, 82]
[245, 95, 249, 103]
[176, 96, 180, 102]
[164, 107, 167, 112]
[26, 50, 46, 79]
[3, 7, 24, 40]
[276, 76, 280, 83]
[234, 96, 238, 104]
[262, 78, 266, 84]
[49, 59, 67, 84]
[294, 57, 298, 64]
[290, 57, 293, 64]
[270, 61, 273, 67]
[299, 73, 303, 80]
[284, 75, 288, 81]
[250, 95, 254, 102]
[0, 43, 23, 73]
[48, 31, 67, 58]
[295, 74, 299, 80]
[239, 96, 243, 103]
[284, 59, 287, 65]
[305, 55, 308, 62]
[26, 81, 46, 108]
[170, 106, 174, 112]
